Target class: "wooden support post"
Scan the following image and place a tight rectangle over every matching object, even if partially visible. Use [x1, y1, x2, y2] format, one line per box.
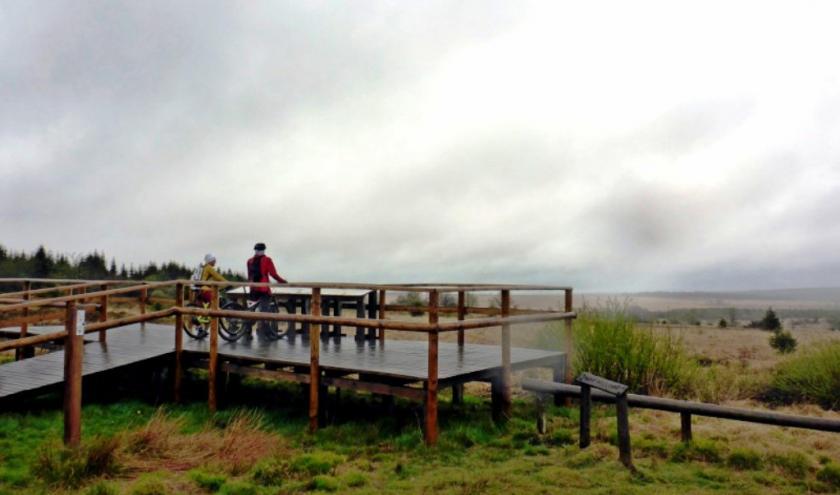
[63, 301, 84, 447]
[98, 283, 109, 343]
[425, 290, 440, 446]
[309, 288, 322, 433]
[681, 412, 692, 443]
[499, 290, 512, 421]
[378, 289, 386, 342]
[174, 283, 184, 405]
[616, 394, 634, 470]
[208, 285, 219, 412]
[17, 281, 31, 361]
[564, 288, 574, 407]
[579, 384, 591, 448]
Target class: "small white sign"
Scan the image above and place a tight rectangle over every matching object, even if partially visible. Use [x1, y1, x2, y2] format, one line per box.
[76, 309, 86, 336]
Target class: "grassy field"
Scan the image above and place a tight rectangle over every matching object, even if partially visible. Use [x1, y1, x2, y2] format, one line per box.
[1, 388, 839, 495]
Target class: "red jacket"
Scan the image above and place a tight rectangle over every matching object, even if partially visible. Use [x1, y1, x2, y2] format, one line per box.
[247, 255, 286, 293]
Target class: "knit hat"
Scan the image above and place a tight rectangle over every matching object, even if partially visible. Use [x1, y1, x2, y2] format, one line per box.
[204, 253, 216, 264]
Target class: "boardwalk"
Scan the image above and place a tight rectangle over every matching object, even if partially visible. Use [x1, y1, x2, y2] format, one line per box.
[0, 324, 564, 402]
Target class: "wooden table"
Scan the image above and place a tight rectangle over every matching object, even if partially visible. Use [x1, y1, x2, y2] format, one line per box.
[225, 287, 377, 340]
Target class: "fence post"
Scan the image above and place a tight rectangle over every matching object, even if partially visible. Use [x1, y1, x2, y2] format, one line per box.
[63, 301, 84, 446]
[99, 283, 108, 343]
[174, 283, 184, 404]
[425, 289, 440, 446]
[579, 383, 591, 448]
[208, 285, 219, 412]
[681, 412, 692, 443]
[17, 281, 31, 361]
[563, 288, 574, 407]
[309, 288, 321, 433]
[537, 393, 548, 434]
[616, 394, 634, 470]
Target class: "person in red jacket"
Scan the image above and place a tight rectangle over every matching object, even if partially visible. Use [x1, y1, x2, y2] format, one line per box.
[247, 242, 288, 339]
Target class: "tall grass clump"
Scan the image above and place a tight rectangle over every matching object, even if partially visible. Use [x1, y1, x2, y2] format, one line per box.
[766, 341, 840, 410]
[568, 301, 694, 396]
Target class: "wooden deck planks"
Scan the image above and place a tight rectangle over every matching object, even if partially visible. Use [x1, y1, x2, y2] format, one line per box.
[1, 323, 564, 401]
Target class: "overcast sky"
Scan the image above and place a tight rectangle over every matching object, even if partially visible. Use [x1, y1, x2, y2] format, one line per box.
[2, 1, 840, 292]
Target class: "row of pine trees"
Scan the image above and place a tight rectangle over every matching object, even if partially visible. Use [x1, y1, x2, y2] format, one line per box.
[0, 244, 242, 281]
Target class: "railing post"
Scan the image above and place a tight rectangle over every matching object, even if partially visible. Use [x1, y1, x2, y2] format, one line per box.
[309, 288, 322, 433]
[63, 300, 84, 447]
[208, 285, 219, 412]
[174, 283, 184, 404]
[452, 290, 466, 405]
[17, 281, 31, 361]
[140, 286, 148, 328]
[563, 288, 574, 407]
[457, 291, 466, 347]
[500, 290, 512, 421]
[378, 289, 386, 342]
[425, 289, 440, 446]
[98, 283, 109, 343]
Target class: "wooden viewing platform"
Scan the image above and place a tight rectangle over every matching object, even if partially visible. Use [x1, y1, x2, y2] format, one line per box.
[0, 323, 564, 404]
[0, 278, 576, 446]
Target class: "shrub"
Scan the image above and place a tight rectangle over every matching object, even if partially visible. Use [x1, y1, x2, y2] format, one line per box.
[342, 472, 368, 488]
[671, 440, 723, 464]
[220, 480, 259, 495]
[768, 452, 809, 478]
[394, 292, 427, 317]
[817, 464, 840, 489]
[287, 452, 344, 478]
[310, 475, 340, 491]
[34, 436, 121, 488]
[769, 330, 797, 354]
[760, 308, 782, 331]
[188, 469, 227, 492]
[130, 475, 168, 495]
[726, 448, 763, 470]
[766, 341, 840, 409]
[84, 482, 120, 495]
[251, 459, 286, 486]
[718, 318, 727, 328]
[564, 301, 695, 396]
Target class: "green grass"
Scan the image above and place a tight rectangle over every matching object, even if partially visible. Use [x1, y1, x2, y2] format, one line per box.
[766, 341, 840, 409]
[539, 300, 696, 396]
[0, 390, 834, 495]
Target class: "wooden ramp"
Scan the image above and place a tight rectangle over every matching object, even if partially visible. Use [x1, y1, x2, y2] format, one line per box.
[1, 324, 564, 401]
[0, 325, 176, 400]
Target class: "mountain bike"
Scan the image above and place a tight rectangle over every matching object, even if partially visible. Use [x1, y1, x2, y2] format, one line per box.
[219, 291, 293, 341]
[182, 288, 242, 342]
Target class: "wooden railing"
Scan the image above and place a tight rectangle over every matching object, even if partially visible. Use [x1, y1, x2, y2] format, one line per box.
[0, 278, 577, 446]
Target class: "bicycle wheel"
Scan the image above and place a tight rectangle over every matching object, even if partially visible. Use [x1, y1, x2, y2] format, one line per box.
[183, 302, 209, 339]
[259, 303, 291, 340]
[219, 301, 248, 342]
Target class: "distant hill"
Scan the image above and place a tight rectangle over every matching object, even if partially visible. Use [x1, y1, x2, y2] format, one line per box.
[635, 287, 840, 303]
[577, 287, 840, 312]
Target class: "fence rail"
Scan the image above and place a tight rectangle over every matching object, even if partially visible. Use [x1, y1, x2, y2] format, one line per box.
[521, 378, 840, 439]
